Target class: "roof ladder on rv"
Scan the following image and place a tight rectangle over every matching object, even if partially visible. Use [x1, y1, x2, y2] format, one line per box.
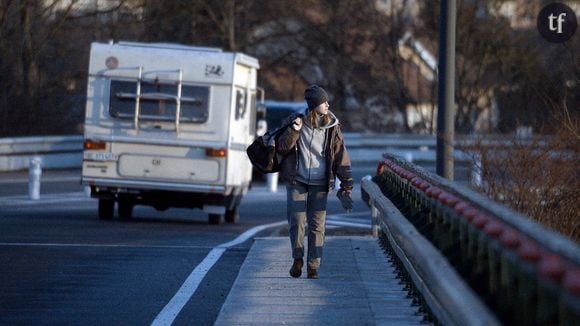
[175, 69, 183, 135]
[133, 66, 143, 132]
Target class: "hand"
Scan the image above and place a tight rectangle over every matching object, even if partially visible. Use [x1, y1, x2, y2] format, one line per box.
[337, 188, 354, 212]
[292, 117, 303, 131]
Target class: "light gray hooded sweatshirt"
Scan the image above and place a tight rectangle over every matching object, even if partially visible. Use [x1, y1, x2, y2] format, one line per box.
[295, 110, 339, 186]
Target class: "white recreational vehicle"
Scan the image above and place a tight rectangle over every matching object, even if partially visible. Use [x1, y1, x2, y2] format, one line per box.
[81, 41, 264, 224]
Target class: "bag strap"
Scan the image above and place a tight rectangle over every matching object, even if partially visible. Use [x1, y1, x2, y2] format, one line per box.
[266, 115, 301, 137]
[275, 121, 295, 135]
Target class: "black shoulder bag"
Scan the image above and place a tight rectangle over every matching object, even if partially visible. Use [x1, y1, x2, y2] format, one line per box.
[246, 122, 293, 174]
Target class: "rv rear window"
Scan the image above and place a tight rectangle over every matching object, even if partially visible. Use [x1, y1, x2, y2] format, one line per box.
[108, 80, 209, 123]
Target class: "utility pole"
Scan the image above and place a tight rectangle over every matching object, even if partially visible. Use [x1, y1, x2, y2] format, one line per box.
[436, 0, 457, 180]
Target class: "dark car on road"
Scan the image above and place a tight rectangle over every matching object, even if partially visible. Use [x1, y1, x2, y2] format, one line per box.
[263, 100, 306, 131]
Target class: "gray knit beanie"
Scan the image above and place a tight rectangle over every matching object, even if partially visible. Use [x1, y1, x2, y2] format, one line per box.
[304, 85, 329, 109]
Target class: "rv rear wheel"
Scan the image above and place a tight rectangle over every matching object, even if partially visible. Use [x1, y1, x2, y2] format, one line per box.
[98, 199, 114, 220]
[118, 199, 134, 219]
[225, 209, 239, 223]
[208, 214, 223, 225]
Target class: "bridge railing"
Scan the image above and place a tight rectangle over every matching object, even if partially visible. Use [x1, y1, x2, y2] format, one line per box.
[362, 153, 580, 325]
[362, 175, 500, 325]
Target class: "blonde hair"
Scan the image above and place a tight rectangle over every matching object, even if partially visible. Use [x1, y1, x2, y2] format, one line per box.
[308, 108, 331, 129]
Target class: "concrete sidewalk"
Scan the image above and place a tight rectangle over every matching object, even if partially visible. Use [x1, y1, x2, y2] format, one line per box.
[215, 237, 426, 325]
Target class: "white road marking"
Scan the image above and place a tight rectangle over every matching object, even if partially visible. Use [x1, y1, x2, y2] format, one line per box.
[0, 192, 91, 207]
[326, 220, 371, 229]
[0, 242, 215, 250]
[151, 220, 286, 326]
[326, 213, 371, 229]
[327, 215, 371, 225]
[328, 211, 369, 218]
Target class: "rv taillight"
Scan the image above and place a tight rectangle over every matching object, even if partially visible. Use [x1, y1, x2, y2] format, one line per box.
[206, 148, 227, 157]
[84, 139, 107, 150]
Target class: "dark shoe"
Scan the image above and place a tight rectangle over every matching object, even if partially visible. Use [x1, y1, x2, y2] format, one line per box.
[289, 258, 303, 278]
[307, 268, 319, 279]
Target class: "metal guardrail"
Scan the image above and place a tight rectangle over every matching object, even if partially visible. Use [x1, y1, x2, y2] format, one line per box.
[0, 133, 539, 171]
[343, 132, 547, 149]
[0, 135, 83, 155]
[0, 135, 83, 171]
[363, 153, 580, 325]
[362, 176, 500, 325]
[0, 133, 444, 171]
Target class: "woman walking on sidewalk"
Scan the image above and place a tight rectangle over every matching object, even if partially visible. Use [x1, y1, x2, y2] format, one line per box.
[276, 85, 354, 279]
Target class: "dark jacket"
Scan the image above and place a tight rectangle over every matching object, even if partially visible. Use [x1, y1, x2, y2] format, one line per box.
[276, 111, 353, 191]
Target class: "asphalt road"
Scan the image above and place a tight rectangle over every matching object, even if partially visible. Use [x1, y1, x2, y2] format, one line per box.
[0, 168, 374, 325]
[0, 160, 471, 325]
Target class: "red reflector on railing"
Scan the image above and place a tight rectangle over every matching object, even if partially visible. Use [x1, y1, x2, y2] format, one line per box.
[418, 181, 430, 191]
[484, 220, 504, 238]
[518, 240, 542, 262]
[500, 229, 522, 248]
[426, 186, 442, 198]
[563, 268, 580, 295]
[462, 208, 479, 222]
[473, 213, 490, 229]
[454, 201, 471, 214]
[538, 254, 566, 282]
[376, 162, 385, 176]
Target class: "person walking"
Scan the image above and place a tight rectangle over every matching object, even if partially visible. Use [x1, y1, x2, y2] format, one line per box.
[276, 85, 354, 279]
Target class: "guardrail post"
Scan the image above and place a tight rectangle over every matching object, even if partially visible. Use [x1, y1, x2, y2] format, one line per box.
[470, 152, 482, 187]
[371, 204, 379, 237]
[499, 249, 519, 323]
[514, 241, 541, 325]
[560, 269, 580, 324]
[28, 157, 42, 200]
[536, 254, 565, 324]
[267, 172, 279, 192]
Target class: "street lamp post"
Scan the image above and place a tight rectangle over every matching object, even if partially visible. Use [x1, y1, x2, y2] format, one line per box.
[436, 0, 457, 180]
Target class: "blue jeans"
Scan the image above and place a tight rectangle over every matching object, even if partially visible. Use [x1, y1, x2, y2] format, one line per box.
[286, 182, 328, 269]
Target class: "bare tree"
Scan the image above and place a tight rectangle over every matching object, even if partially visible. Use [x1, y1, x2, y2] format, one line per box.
[237, 0, 417, 131]
[6, 0, 576, 137]
[0, 0, 143, 136]
[0, 0, 432, 135]
[416, 0, 580, 134]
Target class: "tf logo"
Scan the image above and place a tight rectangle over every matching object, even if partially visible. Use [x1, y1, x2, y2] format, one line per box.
[537, 3, 578, 43]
